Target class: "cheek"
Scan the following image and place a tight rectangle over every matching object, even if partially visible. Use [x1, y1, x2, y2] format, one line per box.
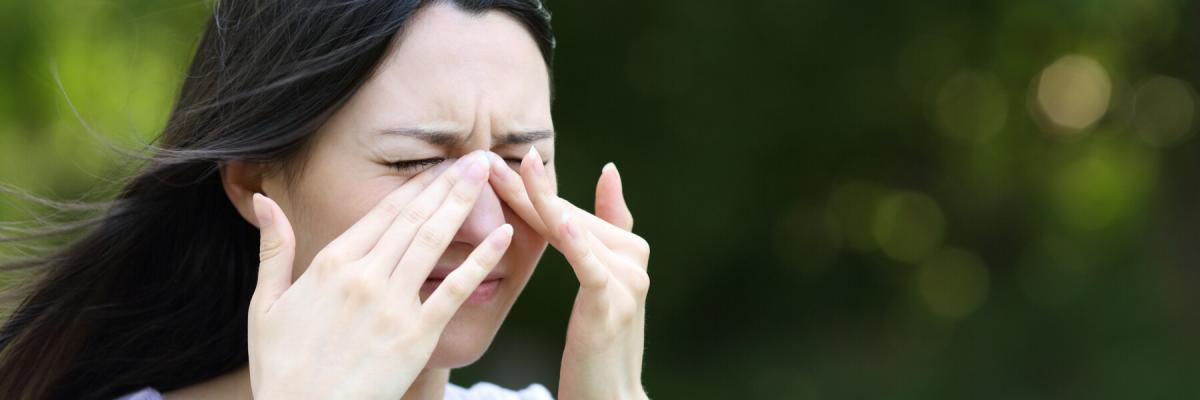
[288, 177, 400, 276]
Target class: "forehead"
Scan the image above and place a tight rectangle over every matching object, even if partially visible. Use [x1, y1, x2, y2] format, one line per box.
[341, 4, 552, 135]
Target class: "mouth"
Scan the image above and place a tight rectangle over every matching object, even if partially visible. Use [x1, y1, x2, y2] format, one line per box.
[422, 267, 504, 305]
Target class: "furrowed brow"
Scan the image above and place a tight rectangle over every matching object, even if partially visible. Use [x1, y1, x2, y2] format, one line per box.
[379, 127, 463, 146]
[496, 130, 555, 146]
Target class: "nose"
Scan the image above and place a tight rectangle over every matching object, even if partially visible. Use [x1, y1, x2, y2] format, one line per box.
[452, 182, 506, 246]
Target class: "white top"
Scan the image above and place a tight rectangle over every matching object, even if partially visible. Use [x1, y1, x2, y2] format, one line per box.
[446, 382, 555, 400]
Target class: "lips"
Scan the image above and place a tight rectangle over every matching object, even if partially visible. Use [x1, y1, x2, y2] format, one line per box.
[424, 265, 505, 282]
[421, 266, 505, 305]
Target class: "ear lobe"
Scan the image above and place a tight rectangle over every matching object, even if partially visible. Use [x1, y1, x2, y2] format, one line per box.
[220, 160, 267, 228]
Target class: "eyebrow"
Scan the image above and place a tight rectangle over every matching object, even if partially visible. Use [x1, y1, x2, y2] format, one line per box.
[380, 127, 554, 146]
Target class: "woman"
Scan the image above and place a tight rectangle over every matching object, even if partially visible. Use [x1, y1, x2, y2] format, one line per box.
[0, 0, 651, 399]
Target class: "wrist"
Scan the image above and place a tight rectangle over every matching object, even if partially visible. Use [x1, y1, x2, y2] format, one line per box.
[557, 383, 647, 400]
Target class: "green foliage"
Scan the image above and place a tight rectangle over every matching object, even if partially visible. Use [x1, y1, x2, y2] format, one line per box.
[3, 0, 1199, 397]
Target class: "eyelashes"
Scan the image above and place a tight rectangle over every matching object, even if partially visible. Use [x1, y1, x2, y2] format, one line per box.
[388, 158, 446, 171]
[388, 157, 548, 172]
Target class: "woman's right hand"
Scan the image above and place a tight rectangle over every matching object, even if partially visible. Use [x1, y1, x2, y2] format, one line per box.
[245, 151, 510, 400]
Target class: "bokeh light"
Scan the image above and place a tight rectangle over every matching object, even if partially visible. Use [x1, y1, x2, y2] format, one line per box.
[1035, 54, 1112, 133]
[825, 181, 889, 252]
[1132, 75, 1197, 147]
[1050, 138, 1156, 231]
[872, 191, 945, 263]
[917, 248, 990, 319]
[2, 0, 1200, 397]
[934, 70, 1008, 144]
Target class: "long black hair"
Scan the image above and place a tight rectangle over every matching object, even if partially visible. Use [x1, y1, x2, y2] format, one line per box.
[0, 1, 553, 398]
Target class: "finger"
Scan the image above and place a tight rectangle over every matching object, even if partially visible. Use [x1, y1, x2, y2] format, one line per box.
[562, 201, 645, 249]
[595, 162, 634, 231]
[487, 152, 549, 234]
[520, 147, 570, 242]
[584, 230, 649, 297]
[582, 229, 630, 273]
[367, 151, 490, 279]
[420, 224, 513, 328]
[489, 155, 641, 249]
[324, 160, 454, 260]
[558, 212, 611, 290]
[250, 193, 296, 313]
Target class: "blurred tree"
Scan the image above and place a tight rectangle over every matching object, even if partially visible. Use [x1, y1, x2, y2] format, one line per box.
[2, 0, 1199, 398]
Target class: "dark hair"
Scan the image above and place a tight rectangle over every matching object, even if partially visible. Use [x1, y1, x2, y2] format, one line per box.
[0, 1, 553, 399]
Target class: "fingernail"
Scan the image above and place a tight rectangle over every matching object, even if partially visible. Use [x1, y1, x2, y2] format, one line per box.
[529, 148, 545, 178]
[561, 211, 576, 238]
[493, 224, 514, 249]
[602, 162, 616, 175]
[468, 150, 487, 163]
[451, 153, 472, 171]
[487, 152, 509, 181]
[252, 193, 273, 228]
[465, 152, 489, 183]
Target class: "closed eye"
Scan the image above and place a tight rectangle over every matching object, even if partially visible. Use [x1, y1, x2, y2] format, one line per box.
[388, 158, 446, 172]
[388, 157, 548, 172]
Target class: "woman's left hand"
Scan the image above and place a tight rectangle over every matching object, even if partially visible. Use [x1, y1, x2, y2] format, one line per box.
[487, 150, 650, 400]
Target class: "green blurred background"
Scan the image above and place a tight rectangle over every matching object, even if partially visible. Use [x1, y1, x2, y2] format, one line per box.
[3, 0, 1200, 398]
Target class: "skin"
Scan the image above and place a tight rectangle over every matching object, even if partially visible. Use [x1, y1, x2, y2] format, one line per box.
[177, 4, 650, 400]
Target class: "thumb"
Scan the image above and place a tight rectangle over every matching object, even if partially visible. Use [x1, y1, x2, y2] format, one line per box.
[594, 162, 634, 231]
[250, 193, 296, 313]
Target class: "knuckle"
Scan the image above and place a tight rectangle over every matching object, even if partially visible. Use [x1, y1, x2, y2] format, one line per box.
[258, 242, 284, 262]
[257, 235, 288, 261]
[313, 249, 349, 271]
[582, 270, 611, 291]
[340, 272, 380, 300]
[458, 261, 488, 281]
[614, 309, 637, 328]
[439, 278, 473, 300]
[399, 206, 428, 227]
[447, 184, 478, 208]
[611, 297, 639, 325]
[442, 168, 463, 186]
[378, 196, 405, 218]
[414, 227, 448, 251]
[376, 308, 410, 333]
[470, 245, 502, 268]
[630, 236, 650, 257]
[629, 269, 651, 296]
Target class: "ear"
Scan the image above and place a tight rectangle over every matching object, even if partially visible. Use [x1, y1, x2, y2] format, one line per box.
[220, 160, 270, 229]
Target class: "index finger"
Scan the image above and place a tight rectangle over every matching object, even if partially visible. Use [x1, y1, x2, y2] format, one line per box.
[519, 147, 570, 241]
[489, 152, 639, 247]
[321, 160, 456, 260]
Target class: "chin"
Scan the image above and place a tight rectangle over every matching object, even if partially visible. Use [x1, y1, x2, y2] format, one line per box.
[424, 314, 504, 368]
[423, 233, 545, 369]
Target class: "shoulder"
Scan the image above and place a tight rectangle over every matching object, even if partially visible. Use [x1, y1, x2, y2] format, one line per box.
[445, 382, 555, 400]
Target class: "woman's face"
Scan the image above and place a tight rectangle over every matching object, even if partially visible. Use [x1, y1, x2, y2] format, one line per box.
[261, 4, 554, 368]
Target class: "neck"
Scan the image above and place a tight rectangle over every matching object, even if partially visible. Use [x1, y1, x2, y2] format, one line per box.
[166, 365, 451, 400]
